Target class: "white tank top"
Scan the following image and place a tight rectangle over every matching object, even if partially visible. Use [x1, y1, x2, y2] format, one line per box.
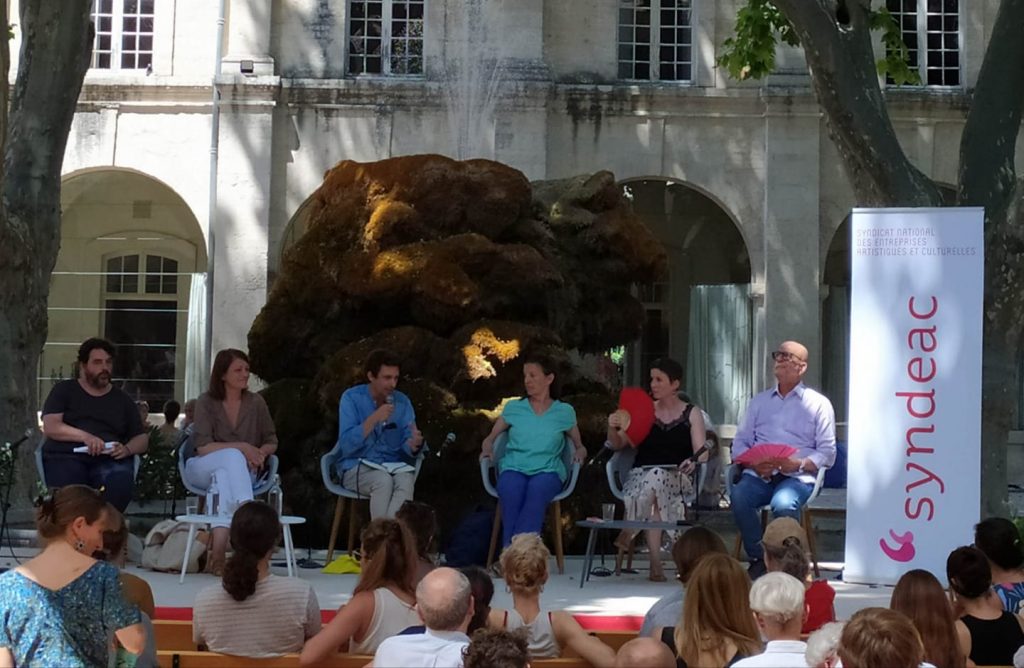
[504, 608, 561, 658]
[349, 587, 420, 655]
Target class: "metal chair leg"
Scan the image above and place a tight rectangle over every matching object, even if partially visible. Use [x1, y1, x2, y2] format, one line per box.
[326, 497, 344, 563]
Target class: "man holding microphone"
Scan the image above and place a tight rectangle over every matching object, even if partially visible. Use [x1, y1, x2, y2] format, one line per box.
[336, 349, 424, 518]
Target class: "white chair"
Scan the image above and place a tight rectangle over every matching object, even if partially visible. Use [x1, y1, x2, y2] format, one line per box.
[320, 442, 425, 563]
[729, 463, 828, 577]
[176, 437, 279, 505]
[35, 442, 141, 488]
[480, 431, 580, 574]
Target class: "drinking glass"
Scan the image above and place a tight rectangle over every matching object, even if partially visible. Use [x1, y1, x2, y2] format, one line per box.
[601, 503, 615, 522]
[185, 497, 199, 516]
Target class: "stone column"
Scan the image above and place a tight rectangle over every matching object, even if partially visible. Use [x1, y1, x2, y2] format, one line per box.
[223, 0, 274, 76]
[761, 98, 824, 387]
[211, 85, 277, 358]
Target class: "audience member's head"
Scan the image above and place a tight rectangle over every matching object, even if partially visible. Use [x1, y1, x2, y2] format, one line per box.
[805, 622, 844, 668]
[974, 517, 1024, 573]
[749, 571, 806, 639]
[415, 567, 473, 632]
[136, 400, 150, 424]
[762, 517, 810, 582]
[460, 565, 495, 634]
[93, 503, 128, 566]
[500, 533, 549, 596]
[463, 628, 529, 668]
[615, 637, 677, 668]
[397, 500, 439, 562]
[837, 608, 924, 668]
[890, 568, 963, 668]
[672, 525, 727, 585]
[674, 552, 760, 667]
[947, 545, 993, 601]
[36, 484, 111, 555]
[223, 501, 279, 602]
[163, 400, 181, 426]
[355, 517, 417, 595]
[182, 398, 197, 427]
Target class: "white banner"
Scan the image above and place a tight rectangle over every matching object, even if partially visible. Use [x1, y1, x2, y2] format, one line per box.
[844, 207, 983, 585]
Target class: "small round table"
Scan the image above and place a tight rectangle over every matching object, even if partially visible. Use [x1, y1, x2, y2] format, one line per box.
[174, 513, 306, 583]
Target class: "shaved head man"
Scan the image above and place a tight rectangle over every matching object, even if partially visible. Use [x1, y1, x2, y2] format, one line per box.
[730, 339, 836, 578]
[615, 637, 677, 668]
[373, 567, 475, 667]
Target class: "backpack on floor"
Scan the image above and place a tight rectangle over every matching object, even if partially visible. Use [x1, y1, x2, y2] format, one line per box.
[140, 519, 207, 573]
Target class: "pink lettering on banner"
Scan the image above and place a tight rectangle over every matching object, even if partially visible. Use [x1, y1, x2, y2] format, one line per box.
[881, 296, 945, 564]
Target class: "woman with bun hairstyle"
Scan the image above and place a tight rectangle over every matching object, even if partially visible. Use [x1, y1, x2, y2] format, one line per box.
[973, 517, 1024, 613]
[0, 485, 144, 667]
[947, 545, 1024, 667]
[193, 501, 320, 656]
[301, 518, 420, 665]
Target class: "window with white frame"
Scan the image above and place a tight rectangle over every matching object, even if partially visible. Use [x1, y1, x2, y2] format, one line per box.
[348, 0, 424, 76]
[618, 0, 693, 82]
[91, 0, 155, 71]
[885, 0, 960, 86]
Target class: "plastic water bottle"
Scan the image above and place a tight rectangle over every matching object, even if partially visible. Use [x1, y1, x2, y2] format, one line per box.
[207, 475, 221, 516]
[267, 474, 283, 515]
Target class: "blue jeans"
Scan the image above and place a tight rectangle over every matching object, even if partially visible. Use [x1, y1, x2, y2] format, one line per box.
[42, 451, 136, 512]
[730, 473, 813, 562]
[496, 470, 563, 548]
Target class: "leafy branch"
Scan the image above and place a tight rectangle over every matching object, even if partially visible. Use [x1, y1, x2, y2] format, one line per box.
[717, 0, 919, 85]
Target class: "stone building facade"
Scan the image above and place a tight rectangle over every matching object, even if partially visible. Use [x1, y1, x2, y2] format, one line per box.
[14, 0, 1013, 433]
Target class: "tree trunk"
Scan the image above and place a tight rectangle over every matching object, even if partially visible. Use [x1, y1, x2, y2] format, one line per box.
[0, 0, 93, 503]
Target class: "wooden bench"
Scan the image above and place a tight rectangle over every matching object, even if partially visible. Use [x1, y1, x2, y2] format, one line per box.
[158, 650, 593, 667]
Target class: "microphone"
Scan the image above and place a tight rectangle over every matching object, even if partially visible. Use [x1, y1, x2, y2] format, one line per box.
[383, 393, 395, 429]
[443, 432, 456, 447]
[3, 429, 33, 451]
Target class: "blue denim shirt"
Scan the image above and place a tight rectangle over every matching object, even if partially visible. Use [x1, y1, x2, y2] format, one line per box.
[335, 384, 416, 475]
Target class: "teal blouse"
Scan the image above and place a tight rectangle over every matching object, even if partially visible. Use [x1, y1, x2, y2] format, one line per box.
[498, 398, 576, 482]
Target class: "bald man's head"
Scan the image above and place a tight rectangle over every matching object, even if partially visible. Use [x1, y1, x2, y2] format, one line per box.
[416, 567, 473, 632]
[615, 637, 677, 668]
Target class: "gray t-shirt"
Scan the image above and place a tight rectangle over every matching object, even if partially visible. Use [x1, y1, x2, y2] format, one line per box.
[640, 588, 684, 637]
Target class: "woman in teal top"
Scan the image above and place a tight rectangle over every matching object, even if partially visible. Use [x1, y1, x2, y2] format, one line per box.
[481, 355, 586, 549]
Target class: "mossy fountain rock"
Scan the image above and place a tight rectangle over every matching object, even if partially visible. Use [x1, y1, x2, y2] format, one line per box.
[249, 155, 665, 549]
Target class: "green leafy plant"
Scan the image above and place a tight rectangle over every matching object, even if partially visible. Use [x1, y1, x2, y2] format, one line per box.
[133, 426, 185, 502]
[718, 1, 920, 84]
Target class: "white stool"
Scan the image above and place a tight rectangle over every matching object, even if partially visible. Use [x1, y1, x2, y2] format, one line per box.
[175, 513, 306, 583]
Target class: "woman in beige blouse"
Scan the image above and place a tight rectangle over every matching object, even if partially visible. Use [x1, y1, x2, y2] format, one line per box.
[186, 348, 278, 574]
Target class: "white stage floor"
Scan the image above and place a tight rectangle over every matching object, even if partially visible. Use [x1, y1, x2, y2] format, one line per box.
[0, 548, 892, 624]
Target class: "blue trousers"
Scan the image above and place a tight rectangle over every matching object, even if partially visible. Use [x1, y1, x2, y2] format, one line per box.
[730, 473, 813, 562]
[42, 451, 136, 512]
[496, 470, 563, 548]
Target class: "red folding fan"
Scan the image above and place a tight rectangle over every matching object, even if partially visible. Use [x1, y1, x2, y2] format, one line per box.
[616, 387, 656, 446]
[733, 443, 798, 466]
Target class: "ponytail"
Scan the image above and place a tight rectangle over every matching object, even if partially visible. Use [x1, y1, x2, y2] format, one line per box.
[221, 501, 279, 602]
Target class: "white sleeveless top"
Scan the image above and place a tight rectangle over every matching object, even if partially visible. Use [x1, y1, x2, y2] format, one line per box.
[349, 587, 420, 655]
[504, 608, 561, 658]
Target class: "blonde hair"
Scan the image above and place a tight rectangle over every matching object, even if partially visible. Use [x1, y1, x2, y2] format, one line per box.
[673, 553, 761, 666]
[499, 533, 549, 595]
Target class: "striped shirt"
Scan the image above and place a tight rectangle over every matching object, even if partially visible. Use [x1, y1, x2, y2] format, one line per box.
[193, 575, 321, 657]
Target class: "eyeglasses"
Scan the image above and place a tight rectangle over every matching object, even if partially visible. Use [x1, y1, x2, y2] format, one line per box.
[770, 351, 805, 363]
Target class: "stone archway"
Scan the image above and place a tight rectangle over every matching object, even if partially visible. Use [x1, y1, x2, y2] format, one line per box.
[44, 168, 207, 409]
[619, 177, 752, 426]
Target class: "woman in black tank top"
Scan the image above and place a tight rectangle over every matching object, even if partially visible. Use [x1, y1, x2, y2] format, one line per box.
[605, 358, 710, 581]
[947, 545, 1024, 666]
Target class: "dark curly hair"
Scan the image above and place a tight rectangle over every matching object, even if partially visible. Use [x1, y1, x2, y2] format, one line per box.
[463, 628, 529, 668]
[946, 545, 992, 600]
[222, 501, 279, 602]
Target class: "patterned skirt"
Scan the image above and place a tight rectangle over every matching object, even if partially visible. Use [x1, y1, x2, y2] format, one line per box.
[622, 466, 694, 523]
